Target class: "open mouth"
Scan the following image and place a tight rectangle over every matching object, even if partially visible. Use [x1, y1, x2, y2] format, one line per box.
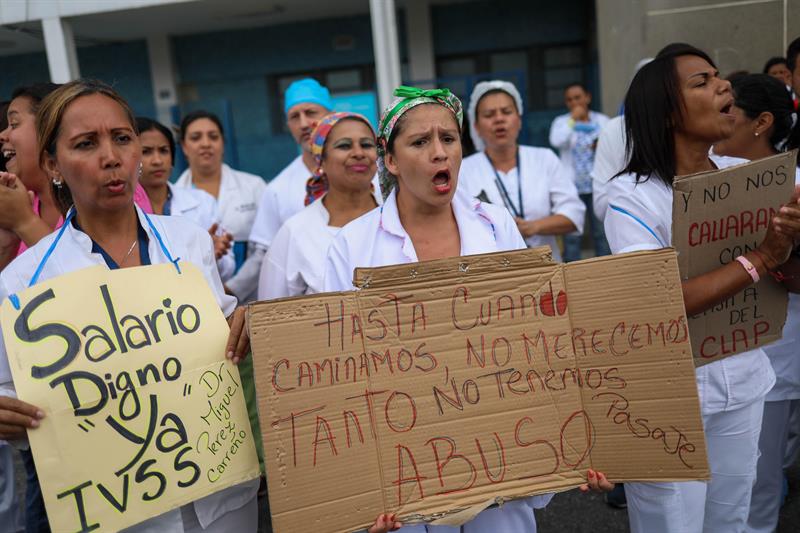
[2, 149, 16, 161]
[494, 128, 508, 137]
[719, 100, 734, 116]
[432, 169, 452, 194]
[106, 179, 127, 194]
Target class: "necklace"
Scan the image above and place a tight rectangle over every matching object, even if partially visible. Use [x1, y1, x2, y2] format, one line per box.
[120, 239, 138, 266]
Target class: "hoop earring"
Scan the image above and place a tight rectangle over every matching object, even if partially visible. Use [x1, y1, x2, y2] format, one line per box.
[52, 177, 63, 188]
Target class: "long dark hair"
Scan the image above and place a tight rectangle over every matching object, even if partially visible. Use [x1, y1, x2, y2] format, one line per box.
[732, 74, 799, 159]
[618, 43, 716, 185]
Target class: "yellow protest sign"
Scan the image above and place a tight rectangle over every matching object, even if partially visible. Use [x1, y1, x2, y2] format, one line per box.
[1, 262, 260, 532]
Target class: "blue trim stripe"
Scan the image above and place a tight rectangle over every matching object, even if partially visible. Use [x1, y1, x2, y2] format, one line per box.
[143, 212, 181, 274]
[8, 294, 20, 310]
[609, 204, 666, 248]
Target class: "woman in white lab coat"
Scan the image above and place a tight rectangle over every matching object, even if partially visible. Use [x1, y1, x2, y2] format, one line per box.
[258, 111, 379, 300]
[604, 44, 800, 533]
[460, 80, 585, 262]
[711, 73, 800, 533]
[136, 117, 234, 280]
[323, 86, 613, 533]
[0, 80, 257, 533]
[174, 110, 266, 303]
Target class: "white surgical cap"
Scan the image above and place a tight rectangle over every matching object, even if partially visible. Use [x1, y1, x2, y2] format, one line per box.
[467, 80, 524, 152]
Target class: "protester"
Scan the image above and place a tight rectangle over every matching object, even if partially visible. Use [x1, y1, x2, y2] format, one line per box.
[787, 37, 800, 102]
[0, 84, 154, 271]
[258, 111, 379, 299]
[323, 85, 613, 533]
[459, 80, 584, 262]
[604, 43, 800, 533]
[764, 57, 793, 87]
[136, 116, 234, 278]
[0, 100, 22, 533]
[174, 109, 265, 300]
[0, 79, 257, 532]
[711, 73, 800, 533]
[548, 83, 610, 261]
[243, 79, 334, 300]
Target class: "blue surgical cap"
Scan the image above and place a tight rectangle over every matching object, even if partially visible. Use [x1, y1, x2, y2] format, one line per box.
[284, 78, 333, 114]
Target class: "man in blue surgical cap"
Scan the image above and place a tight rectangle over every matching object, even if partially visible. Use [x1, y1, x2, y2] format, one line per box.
[247, 79, 334, 266]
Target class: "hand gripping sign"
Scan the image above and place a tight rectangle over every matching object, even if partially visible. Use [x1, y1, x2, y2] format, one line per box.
[249, 248, 709, 533]
[672, 150, 798, 365]
[0, 263, 260, 532]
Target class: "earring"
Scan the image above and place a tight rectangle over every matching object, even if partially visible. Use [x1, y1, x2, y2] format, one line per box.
[755, 132, 760, 137]
[137, 163, 143, 178]
[52, 177, 62, 188]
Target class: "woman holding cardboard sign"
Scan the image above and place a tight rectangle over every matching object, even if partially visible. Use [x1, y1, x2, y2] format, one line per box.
[605, 45, 800, 533]
[0, 80, 257, 532]
[323, 86, 612, 533]
[711, 73, 800, 533]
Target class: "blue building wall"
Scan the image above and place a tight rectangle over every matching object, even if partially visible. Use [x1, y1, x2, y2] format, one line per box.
[0, 0, 596, 180]
[0, 41, 154, 118]
[172, 14, 379, 180]
[431, 0, 589, 56]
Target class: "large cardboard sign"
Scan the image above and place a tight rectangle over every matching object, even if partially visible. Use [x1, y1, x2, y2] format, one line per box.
[1, 263, 260, 532]
[249, 248, 709, 533]
[672, 151, 797, 365]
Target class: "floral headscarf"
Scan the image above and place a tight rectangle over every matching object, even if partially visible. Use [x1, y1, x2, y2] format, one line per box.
[377, 86, 463, 199]
[304, 111, 374, 206]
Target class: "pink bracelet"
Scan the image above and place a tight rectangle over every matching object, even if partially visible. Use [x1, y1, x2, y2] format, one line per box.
[735, 255, 760, 283]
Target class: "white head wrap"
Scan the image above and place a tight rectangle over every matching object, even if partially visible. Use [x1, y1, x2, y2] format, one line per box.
[467, 80, 524, 152]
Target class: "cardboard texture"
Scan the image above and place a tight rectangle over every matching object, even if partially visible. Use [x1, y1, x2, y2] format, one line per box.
[672, 150, 797, 365]
[0, 263, 260, 532]
[249, 248, 709, 533]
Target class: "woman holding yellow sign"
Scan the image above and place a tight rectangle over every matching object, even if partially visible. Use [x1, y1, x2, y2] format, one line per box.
[323, 86, 613, 533]
[0, 80, 256, 532]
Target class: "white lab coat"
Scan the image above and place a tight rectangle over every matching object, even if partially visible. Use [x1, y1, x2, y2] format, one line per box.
[258, 197, 339, 300]
[589, 116, 626, 223]
[604, 164, 776, 533]
[548, 110, 610, 187]
[250, 155, 311, 250]
[167, 184, 235, 281]
[458, 145, 585, 261]
[176, 163, 266, 303]
[0, 207, 259, 533]
[323, 188, 552, 532]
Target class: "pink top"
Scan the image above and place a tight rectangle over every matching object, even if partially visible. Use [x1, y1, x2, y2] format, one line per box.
[15, 183, 154, 256]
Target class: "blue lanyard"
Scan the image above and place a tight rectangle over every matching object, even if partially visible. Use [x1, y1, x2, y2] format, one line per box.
[8, 208, 181, 311]
[485, 148, 523, 218]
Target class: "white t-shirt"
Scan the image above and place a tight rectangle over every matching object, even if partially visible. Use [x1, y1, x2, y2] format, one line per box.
[590, 116, 626, 222]
[323, 188, 552, 532]
[604, 167, 776, 415]
[459, 145, 585, 262]
[549, 110, 610, 185]
[249, 155, 311, 249]
[258, 198, 339, 300]
[0, 208, 258, 531]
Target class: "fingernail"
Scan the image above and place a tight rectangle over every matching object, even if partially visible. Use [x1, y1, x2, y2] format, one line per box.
[36, 410, 45, 418]
[227, 351, 234, 359]
[588, 470, 595, 478]
[30, 419, 39, 428]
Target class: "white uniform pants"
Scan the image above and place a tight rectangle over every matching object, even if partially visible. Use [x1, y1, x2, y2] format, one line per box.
[625, 399, 764, 533]
[0, 444, 21, 532]
[747, 399, 798, 533]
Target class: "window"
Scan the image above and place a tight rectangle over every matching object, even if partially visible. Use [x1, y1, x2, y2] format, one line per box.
[268, 66, 375, 134]
[433, 43, 588, 111]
